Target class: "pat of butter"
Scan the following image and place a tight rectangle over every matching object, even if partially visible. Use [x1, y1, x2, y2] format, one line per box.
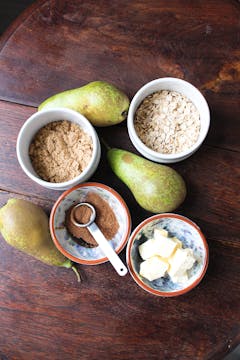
[170, 271, 189, 284]
[171, 236, 183, 249]
[139, 229, 182, 260]
[153, 229, 179, 258]
[154, 228, 168, 238]
[138, 228, 196, 283]
[168, 248, 196, 281]
[138, 238, 156, 260]
[140, 256, 169, 281]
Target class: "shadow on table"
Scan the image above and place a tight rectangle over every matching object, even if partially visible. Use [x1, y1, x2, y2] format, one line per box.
[224, 344, 240, 359]
[0, 0, 35, 35]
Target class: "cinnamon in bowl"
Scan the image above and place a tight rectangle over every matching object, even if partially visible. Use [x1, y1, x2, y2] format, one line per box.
[50, 182, 131, 265]
[65, 192, 119, 247]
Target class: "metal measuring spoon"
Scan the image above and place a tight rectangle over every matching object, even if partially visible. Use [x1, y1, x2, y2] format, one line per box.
[70, 202, 128, 276]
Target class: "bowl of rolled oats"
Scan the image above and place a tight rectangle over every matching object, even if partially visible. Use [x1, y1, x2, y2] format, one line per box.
[16, 108, 101, 190]
[127, 78, 210, 163]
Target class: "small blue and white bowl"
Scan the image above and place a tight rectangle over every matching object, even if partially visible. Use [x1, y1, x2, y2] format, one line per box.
[50, 182, 131, 265]
[126, 213, 208, 297]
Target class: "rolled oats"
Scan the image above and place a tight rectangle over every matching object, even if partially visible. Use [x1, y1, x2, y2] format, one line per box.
[134, 90, 201, 154]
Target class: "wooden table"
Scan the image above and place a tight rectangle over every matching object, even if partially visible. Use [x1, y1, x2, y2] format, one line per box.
[0, 1, 239, 359]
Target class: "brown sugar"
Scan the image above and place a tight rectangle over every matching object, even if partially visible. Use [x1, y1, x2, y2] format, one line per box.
[29, 120, 93, 183]
[65, 192, 119, 247]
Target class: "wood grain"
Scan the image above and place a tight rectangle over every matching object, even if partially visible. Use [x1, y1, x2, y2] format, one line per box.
[0, 1, 239, 106]
[0, 1, 240, 359]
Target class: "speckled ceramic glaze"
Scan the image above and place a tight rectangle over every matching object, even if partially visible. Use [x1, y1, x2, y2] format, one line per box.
[126, 213, 208, 296]
[50, 182, 131, 265]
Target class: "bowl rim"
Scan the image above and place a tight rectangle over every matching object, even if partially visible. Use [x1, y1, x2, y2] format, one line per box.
[126, 213, 209, 297]
[127, 77, 210, 160]
[16, 108, 100, 188]
[50, 182, 132, 265]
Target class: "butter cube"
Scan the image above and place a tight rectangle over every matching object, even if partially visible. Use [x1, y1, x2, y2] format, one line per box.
[138, 238, 156, 260]
[153, 230, 179, 258]
[171, 272, 189, 284]
[140, 256, 169, 281]
[168, 248, 196, 281]
[171, 236, 183, 249]
[154, 228, 168, 238]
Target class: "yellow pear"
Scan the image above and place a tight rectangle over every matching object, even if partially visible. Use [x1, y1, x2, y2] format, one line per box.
[39, 81, 130, 127]
[0, 198, 80, 281]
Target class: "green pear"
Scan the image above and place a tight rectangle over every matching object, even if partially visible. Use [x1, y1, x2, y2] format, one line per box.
[107, 148, 187, 213]
[0, 199, 80, 281]
[38, 81, 130, 127]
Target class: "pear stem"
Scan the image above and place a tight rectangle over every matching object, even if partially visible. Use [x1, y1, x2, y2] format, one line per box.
[100, 137, 111, 151]
[62, 260, 81, 282]
[71, 265, 81, 282]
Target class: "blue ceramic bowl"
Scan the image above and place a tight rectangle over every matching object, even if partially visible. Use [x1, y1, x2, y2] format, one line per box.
[126, 213, 208, 296]
[50, 182, 131, 265]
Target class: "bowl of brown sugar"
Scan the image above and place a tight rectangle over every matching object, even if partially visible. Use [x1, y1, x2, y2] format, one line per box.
[16, 108, 101, 190]
[50, 182, 131, 266]
[127, 78, 210, 163]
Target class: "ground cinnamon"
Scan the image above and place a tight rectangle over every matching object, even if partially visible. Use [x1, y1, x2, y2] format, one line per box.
[65, 192, 119, 247]
[72, 204, 92, 225]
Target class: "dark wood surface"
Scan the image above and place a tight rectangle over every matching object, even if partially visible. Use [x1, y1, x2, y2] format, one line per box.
[0, 0, 35, 35]
[0, 1, 240, 359]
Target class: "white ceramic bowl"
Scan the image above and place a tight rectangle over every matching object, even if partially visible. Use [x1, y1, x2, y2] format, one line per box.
[127, 77, 210, 163]
[126, 213, 209, 297]
[16, 108, 101, 190]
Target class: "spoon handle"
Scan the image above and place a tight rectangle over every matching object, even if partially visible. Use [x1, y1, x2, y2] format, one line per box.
[87, 222, 128, 276]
